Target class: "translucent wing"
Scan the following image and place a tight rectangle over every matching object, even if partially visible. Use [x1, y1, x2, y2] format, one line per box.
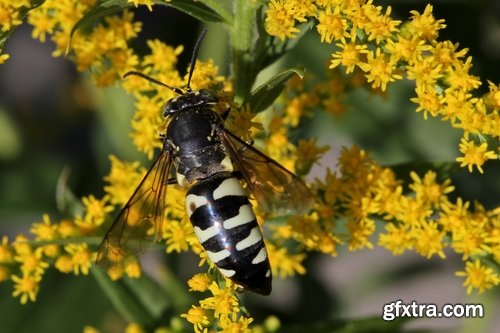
[96, 150, 172, 271]
[220, 129, 313, 215]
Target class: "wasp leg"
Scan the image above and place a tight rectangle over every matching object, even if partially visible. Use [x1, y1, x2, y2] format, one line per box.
[221, 104, 231, 121]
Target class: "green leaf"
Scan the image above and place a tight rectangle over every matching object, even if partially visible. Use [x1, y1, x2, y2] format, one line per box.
[55, 167, 84, 218]
[92, 267, 172, 329]
[245, 68, 304, 113]
[68, 0, 129, 53]
[159, 0, 231, 24]
[68, 0, 228, 51]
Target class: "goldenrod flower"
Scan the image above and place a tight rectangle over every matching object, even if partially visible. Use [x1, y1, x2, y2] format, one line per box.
[180, 306, 211, 333]
[0, 53, 10, 64]
[359, 48, 402, 91]
[267, 243, 306, 278]
[329, 39, 369, 74]
[265, 0, 300, 41]
[125, 323, 145, 333]
[0, 236, 14, 263]
[64, 243, 94, 275]
[378, 223, 414, 255]
[128, 0, 154, 12]
[219, 313, 253, 333]
[455, 260, 500, 294]
[316, 5, 348, 43]
[407, 4, 446, 41]
[456, 137, 498, 173]
[187, 273, 212, 292]
[104, 155, 146, 205]
[14, 247, 49, 275]
[409, 171, 454, 207]
[11, 272, 41, 304]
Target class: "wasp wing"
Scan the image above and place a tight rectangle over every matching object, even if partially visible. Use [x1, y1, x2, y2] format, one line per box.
[220, 129, 312, 216]
[96, 150, 172, 271]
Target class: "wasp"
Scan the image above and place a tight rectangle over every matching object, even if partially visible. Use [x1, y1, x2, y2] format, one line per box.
[97, 30, 312, 295]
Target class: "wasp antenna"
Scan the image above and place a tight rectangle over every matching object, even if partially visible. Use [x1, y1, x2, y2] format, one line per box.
[123, 71, 184, 95]
[186, 28, 208, 93]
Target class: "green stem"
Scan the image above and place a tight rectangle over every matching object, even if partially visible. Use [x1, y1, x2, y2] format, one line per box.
[231, 0, 258, 103]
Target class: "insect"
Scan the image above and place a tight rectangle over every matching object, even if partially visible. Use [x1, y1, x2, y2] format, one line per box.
[97, 29, 312, 295]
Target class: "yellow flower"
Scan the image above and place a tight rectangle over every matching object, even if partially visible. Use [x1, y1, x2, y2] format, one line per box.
[12, 272, 42, 304]
[219, 313, 253, 333]
[455, 260, 500, 294]
[412, 221, 446, 259]
[30, 214, 58, 241]
[452, 227, 489, 260]
[294, 138, 329, 175]
[163, 219, 193, 253]
[188, 273, 212, 292]
[347, 217, 376, 250]
[143, 40, 183, 72]
[409, 171, 454, 207]
[76, 195, 114, 233]
[125, 323, 145, 333]
[407, 56, 443, 90]
[104, 155, 146, 206]
[456, 138, 498, 173]
[15, 247, 49, 275]
[127, 0, 154, 12]
[0, 265, 10, 282]
[226, 105, 263, 143]
[485, 81, 500, 110]
[316, 5, 348, 43]
[0, 236, 14, 263]
[444, 56, 481, 93]
[329, 39, 368, 74]
[267, 243, 306, 278]
[407, 4, 446, 41]
[200, 282, 240, 320]
[0, 53, 10, 64]
[83, 326, 101, 333]
[65, 243, 94, 275]
[265, 0, 300, 40]
[385, 35, 432, 65]
[410, 84, 441, 119]
[27, 7, 56, 43]
[180, 306, 211, 333]
[359, 48, 402, 91]
[55, 255, 73, 274]
[125, 259, 142, 278]
[364, 6, 400, 44]
[0, 2, 27, 31]
[378, 223, 413, 255]
[430, 40, 468, 69]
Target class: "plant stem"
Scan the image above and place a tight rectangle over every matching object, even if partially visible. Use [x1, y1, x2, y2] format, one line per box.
[231, 0, 258, 103]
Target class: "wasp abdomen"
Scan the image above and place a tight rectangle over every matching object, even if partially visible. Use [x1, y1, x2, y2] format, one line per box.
[186, 172, 272, 295]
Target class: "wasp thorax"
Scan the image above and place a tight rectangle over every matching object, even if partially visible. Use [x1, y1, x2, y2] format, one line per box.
[162, 89, 219, 117]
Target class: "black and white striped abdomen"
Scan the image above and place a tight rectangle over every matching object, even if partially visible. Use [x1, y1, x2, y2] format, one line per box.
[185, 172, 272, 295]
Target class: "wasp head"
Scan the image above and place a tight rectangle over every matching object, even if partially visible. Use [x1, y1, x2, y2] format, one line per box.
[162, 89, 219, 117]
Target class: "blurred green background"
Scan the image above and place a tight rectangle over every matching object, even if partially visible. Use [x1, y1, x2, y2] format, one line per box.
[0, 1, 499, 332]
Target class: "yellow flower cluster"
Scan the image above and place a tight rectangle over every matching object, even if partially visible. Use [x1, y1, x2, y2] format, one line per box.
[265, 1, 499, 174]
[27, 1, 141, 86]
[182, 276, 253, 333]
[302, 146, 498, 294]
[0, 0, 31, 63]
